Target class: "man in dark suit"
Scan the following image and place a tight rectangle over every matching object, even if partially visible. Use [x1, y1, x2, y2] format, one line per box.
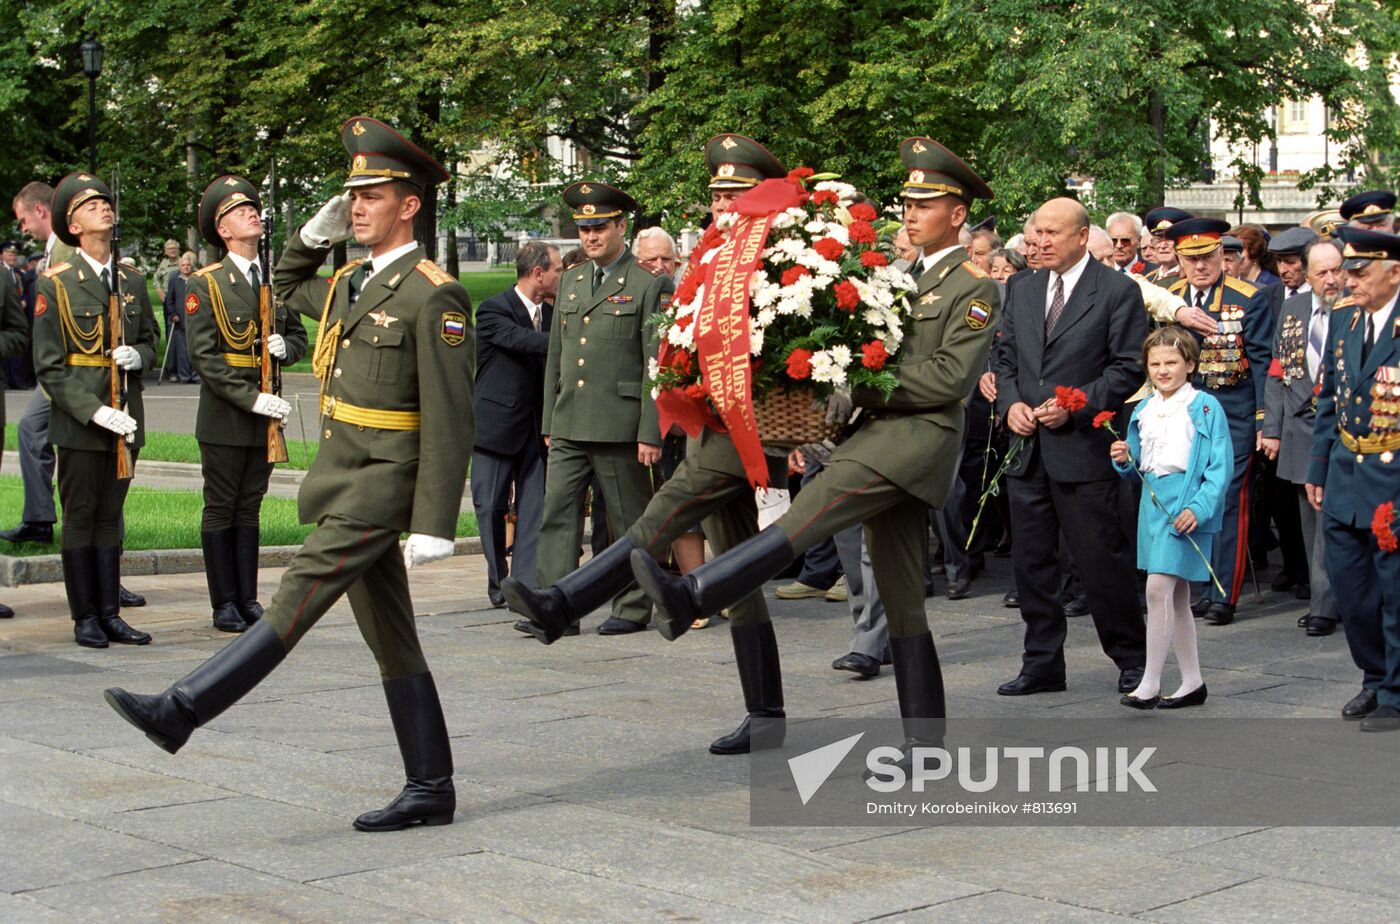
[472, 241, 559, 608]
[993, 197, 1149, 695]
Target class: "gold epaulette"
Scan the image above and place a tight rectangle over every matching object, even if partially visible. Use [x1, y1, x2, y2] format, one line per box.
[119, 265, 145, 280]
[415, 259, 454, 287]
[1167, 279, 1188, 296]
[961, 260, 989, 279]
[194, 262, 222, 277]
[1223, 276, 1258, 297]
[1332, 295, 1356, 311]
[42, 262, 71, 279]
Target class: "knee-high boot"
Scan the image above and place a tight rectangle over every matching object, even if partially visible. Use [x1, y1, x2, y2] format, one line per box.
[501, 538, 637, 644]
[867, 632, 946, 779]
[202, 529, 245, 633]
[353, 672, 455, 832]
[232, 525, 265, 624]
[95, 546, 151, 645]
[709, 622, 785, 755]
[63, 547, 105, 648]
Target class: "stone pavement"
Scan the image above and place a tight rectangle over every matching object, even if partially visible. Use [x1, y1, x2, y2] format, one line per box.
[0, 551, 1395, 923]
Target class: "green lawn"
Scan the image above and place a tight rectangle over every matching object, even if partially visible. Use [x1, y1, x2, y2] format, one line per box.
[0, 474, 477, 557]
[4, 425, 320, 470]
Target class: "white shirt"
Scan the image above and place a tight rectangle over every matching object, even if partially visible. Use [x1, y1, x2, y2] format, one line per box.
[1046, 250, 1091, 317]
[365, 240, 420, 282]
[1285, 281, 1312, 299]
[514, 285, 542, 329]
[45, 232, 59, 265]
[1361, 290, 1398, 351]
[918, 243, 964, 277]
[77, 248, 111, 282]
[1139, 383, 1197, 476]
[1188, 283, 1214, 309]
[225, 250, 258, 287]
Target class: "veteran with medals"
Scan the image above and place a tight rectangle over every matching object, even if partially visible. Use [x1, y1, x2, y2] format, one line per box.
[33, 172, 157, 649]
[105, 118, 475, 831]
[185, 176, 308, 633]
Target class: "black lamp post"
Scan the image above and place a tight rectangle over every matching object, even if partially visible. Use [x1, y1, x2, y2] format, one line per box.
[80, 37, 103, 173]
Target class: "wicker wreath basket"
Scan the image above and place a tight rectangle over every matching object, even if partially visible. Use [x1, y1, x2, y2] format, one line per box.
[755, 388, 842, 448]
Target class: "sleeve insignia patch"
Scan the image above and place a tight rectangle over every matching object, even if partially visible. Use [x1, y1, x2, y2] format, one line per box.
[185, 293, 201, 315]
[965, 299, 991, 330]
[440, 311, 467, 346]
[659, 294, 673, 309]
[34, 294, 46, 317]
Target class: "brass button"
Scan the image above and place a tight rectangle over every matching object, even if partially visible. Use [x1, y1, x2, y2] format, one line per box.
[358, 425, 365, 432]
[323, 428, 332, 439]
[342, 338, 351, 349]
[1356, 396, 1363, 404]
[372, 335, 380, 344]
[580, 337, 587, 345]
[578, 358, 585, 366]
[333, 368, 342, 378]
[614, 309, 621, 315]
[577, 379, 585, 387]
[583, 317, 590, 325]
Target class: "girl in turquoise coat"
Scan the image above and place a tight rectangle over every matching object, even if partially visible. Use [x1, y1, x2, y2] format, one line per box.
[1111, 328, 1232, 709]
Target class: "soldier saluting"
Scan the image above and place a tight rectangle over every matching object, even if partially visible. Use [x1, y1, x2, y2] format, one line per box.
[33, 172, 157, 649]
[185, 175, 308, 633]
[106, 118, 475, 832]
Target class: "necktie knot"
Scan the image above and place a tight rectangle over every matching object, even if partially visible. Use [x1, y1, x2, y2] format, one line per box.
[594, 267, 605, 291]
[1194, 289, 1206, 309]
[248, 264, 260, 288]
[100, 267, 112, 293]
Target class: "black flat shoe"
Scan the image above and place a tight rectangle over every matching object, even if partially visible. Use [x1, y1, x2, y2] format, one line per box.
[831, 652, 881, 678]
[1158, 684, 1208, 709]
[596, 616, 647, 635]
[0, 602, 13, 619]
[1342, 688, 1378, 720]
[0, 522, 54, 544]
[1190, 598, 1211, 619]
[211, 603, 247, 634]
[99, 615, 152, 645]
[488, 589, 506, 608]
[513, 620, 577, 637]
[1120, 693, 1159, 709]
[1359, 704, 1400, 733]
[1002, 591, 1020, 609]
[1203, 603, 1235, 626]
[1062, 595, 1089, 617]
[944, 577, 972, 600]
[1297, 613, 1310, 628]
[997, 673, 1066, 696]
[119, 586, 147, 608]
[74, 616, 108, 648]
[1305, 616, 1337, 637]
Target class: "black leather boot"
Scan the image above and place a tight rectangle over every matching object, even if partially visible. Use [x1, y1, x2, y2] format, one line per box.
[94, 546, 151, 644]
[631, 526, 795, 641]
[867, 632, 947, 779]
[354, 672, 456, 831]
[710, 622, 785, 755]
[63, 547, 106, 649]
[104, 620, 286, 753]
[501, 538, 637, 644]
[233, 526, 264, 624]
[202, 530, 246, 633]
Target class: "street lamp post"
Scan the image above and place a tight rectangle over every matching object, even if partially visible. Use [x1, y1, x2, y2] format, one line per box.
[80, 37, 104, 173]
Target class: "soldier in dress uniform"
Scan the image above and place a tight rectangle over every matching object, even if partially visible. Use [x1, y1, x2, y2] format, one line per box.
[1306, 225, 1400, 731]
[504, 134, 792, 754]
[33, 173, 157, 649]
[185, 176, 309, 633]
[105, 117, 475, 831]
[629, 137, 1000, 768]
[1142, 206, 1192, 286]
[1340, 190, 1396, 233]
[1163, 217, 1275, 625]
[532, 181, 673, 635]
[0, 240, 31, 618]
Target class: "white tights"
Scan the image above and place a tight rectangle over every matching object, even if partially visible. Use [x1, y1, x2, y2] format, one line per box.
[1131, 573, 1204, 700]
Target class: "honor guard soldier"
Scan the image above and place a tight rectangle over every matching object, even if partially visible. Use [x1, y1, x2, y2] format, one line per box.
[1163, 217, 1275, 625]
[532, 180, 673, 635]
[505, 134, 793, 753]
[1306, 226, 1400, 730]
[0, 237, 31, 618]
[33, 173, 157, 648]
[106, 117, 475, 831]
[1340, 190, 1397, 233]
[185, 176, 309, 632]
[630, 138, 999, 769]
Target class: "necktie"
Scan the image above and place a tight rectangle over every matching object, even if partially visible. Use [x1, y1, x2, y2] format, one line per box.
[1194, 289, 1206, 310]
[531, 304, 541, 332]
[1362, 313, 1375, 366]
[1045, 276, 1065, 337]
[1306, 306, 1327, 383]
[248, 264, 260, 289]
[594, 266, 605, 293]
[100, 267, 112, 294]
[348, 260, 372, 305]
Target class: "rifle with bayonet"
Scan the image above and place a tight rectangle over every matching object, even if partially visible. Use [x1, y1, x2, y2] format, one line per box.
[260, 160, 288, 463]
[108, 168, 134, 480]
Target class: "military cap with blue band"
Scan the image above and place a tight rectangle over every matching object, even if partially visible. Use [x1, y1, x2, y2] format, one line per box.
[341, 116, 450, 190]
[1143, 206, 1193, 237]
[1336, 224, 1400, 270]
[899, 137, 993, 203]
[1164, 216, 1231, 256]
[52, 172, 113, 246]
[198, 175, 262, 249]
[706, 134, 785, 190]
[1340, 190, 1396, 225]
[562, 181, 638, 227]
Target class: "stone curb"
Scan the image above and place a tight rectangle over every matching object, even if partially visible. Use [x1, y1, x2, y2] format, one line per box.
[0, 536, 482, 588]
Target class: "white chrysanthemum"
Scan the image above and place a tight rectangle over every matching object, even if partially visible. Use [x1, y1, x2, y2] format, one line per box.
[814, 180, 858, 201]
[771, 210, 797, 230]
[756, 306, 777, 328]
[809, 349, 847, 386]
[863, 307, 886, 329]
[716, 212, 737, 231]
[827, 344, 852, 369]
[824, 223, 850, 246]
[648, 357, 660, 380]
[803, 219, 827, 236]
[752, 280, 781, 308]
[749, 327, 765, 356]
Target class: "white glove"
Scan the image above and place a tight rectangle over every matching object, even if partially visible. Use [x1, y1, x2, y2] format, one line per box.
[266, 333, 287, 360]
[403, 534, 454, 570]
[112, 345, 142, 371]
[251, 393, 291, 420]
[91, 405, 137, 436]
[823, 389, 853, 425]
[300, 192, 353, 247]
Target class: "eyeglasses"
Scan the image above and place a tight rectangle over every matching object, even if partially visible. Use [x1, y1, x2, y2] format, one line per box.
[1110, 237, 1136, 245]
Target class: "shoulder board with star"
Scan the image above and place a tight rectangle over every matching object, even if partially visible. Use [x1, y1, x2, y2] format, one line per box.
[415, 259, 455, 287]
[42, 262, 71, 279]
[119, 265, 145, 280]
[1223, 276, 1257, 297]
[960, 260, 988, 279]
[1167, 279, 1188, 296]
[193, 261, 223, 277]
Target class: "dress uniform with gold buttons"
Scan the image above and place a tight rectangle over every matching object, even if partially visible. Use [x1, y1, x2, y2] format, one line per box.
[504, 134, 790, 753]
[33, 172, 157, 649]
[531, 180, 673, 634]
[1164, 217, 1274, 624]
[1308, 225, 1400, 730]
[106, 117, 475, 831]
[185, 175, 309, 633]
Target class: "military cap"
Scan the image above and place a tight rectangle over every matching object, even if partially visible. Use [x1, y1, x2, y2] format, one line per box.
[1164, 217, 1231, 255]
[0, 240, 16, 252]
[198, 175, 262, 249]
[1340, 189, 1396, 225]
[52, 172, 113, 246]
[970, 215, 997, 233]
[1336, 224, 1400, 270]
[562, 181, 637, 227]
[706, 134, 785, 189]
[341, 116, 450, 190]
[1143, 207, 1193, 237]
[1303, 208, 1344, 238]
[899, 137, 993, 202]
[1266, 226, 1318, 256]
[1221, 235, 1243, 254]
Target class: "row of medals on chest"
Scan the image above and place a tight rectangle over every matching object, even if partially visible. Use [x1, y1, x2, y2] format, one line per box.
[1199, 310, 1247, 382]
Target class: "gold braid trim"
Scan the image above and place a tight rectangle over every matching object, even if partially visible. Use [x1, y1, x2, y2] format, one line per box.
[310, 260, 364, 398]
[53, 278, 104, 355]
[204, 275, 257, 352]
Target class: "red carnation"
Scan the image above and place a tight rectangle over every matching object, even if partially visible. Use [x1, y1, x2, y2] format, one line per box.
[675, 273, 700, 305]
[813, 237, 845, 261]
[860, 251, 889, 268]
[1373, 502, 1398, 553]
[1092, 410, 1116, 430]
[861, 340, 889, 370]
[786, 348, 814, 380]
[849, 202, 878, 222]
[848, 220, 877, 245]
[781, 265, 811, 287]
[669, 349, 693, 375]
[812, 189, 839, 206]
[675, 313, 694, 331]
[684, 382, 707, 400]
[787, 167, 815, 183]
[833, 279, 861, 312]
[1054, 386, 1088, 412]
